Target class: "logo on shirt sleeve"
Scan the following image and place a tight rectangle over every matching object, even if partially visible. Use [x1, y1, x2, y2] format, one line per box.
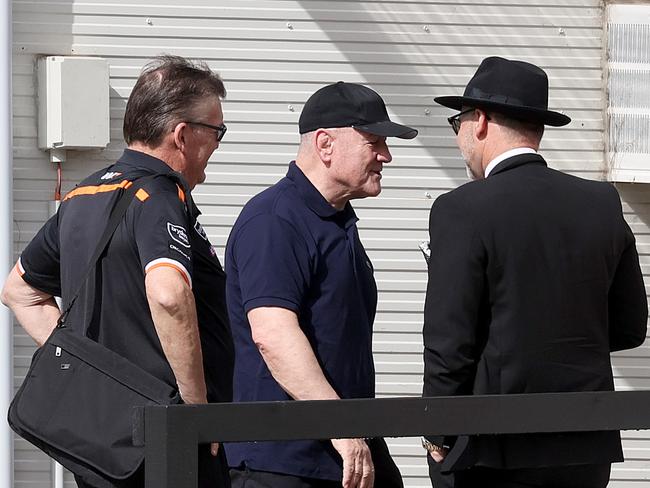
[167, 222, 191, 248]
[169, 244, 191, 261]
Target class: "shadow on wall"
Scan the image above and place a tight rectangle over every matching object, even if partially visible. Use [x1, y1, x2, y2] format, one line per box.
[295, 0, 464, 182]
[294, 1, 598, 183]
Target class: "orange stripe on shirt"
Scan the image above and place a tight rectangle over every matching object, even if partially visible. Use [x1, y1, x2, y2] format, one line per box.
[146, 262, 191, 287]
[15, 261, 25, 277]
[63, 180, 133, 201]
[176, 185, 186, 203]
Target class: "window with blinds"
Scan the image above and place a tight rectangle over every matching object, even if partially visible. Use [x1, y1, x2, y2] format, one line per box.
[607, 4, 650, 182]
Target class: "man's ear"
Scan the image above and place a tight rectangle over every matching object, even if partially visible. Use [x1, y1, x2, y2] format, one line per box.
[172, 122, 189, 151]
[475, 110, 489, 141]
[314, 129, 334, 166]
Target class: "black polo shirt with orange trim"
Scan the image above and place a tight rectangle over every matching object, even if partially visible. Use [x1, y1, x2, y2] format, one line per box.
[19, 149, 234, 403]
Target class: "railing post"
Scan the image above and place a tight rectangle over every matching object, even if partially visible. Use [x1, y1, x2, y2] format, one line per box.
[144, 406, 198, 488]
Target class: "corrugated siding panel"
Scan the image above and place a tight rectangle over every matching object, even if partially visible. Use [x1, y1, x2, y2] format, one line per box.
[11, 1, 648, 486]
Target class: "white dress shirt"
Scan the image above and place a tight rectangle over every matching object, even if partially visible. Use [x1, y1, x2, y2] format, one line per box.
[484, 147, 537, 178]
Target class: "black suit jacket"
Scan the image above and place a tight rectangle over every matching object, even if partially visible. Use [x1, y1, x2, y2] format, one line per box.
[423, 153, 648, 471]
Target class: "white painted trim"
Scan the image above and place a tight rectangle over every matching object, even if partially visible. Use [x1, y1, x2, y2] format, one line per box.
[608, 4, 650, 25]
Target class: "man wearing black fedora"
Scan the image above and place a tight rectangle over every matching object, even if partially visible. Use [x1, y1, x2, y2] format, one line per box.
[422, 56, 648, 487]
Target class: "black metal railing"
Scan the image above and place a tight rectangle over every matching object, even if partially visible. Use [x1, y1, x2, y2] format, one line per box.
[140, 391, 650, 487]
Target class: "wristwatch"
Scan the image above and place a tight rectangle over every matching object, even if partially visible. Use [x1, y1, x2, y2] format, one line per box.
[421, 437, 446, 454]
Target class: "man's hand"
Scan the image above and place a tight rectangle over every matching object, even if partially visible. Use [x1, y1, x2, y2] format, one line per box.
[331, 438, 374, 488]
[422, 437, 448, 463]
[210, 442, 219, 457]
[428, 449, 447, 463]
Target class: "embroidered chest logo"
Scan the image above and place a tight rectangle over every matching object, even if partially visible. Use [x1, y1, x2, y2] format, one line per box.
[194, 220, 209, 241]
[167, 223, 190, 248]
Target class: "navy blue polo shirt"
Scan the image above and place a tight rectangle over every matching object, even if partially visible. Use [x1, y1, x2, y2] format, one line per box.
[224, 161, 377, 480]
[19, 149, 234, 404]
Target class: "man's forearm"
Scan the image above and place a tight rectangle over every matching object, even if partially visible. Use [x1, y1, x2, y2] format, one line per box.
[249, 307, 339, 401]
[145, 267, 207, 404]
[1, 265, 61, 346]
[14, 298, 60, 346]
[249, 306, 374, 487]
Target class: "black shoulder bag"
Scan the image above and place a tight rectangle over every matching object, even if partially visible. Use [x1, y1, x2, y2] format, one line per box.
[8, 178, 182, 484]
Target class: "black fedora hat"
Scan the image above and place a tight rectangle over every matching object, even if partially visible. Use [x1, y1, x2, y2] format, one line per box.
[434, 57, 570, 127]
[299, 82, 418, 139]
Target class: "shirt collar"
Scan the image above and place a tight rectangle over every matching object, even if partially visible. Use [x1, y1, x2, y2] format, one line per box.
[286, 161, 358, 228]
[484, 147, 537, 178]
[117, 148, 200, 217]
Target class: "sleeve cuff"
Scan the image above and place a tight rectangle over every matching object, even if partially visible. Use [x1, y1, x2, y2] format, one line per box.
[244, 296, 300, 314]
[145, 258, 192, 289]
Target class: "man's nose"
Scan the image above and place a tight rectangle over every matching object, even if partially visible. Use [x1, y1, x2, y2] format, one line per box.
[379, 142, 392, 163]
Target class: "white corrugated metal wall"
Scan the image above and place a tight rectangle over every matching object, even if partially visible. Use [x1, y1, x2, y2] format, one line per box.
[10, 0, 649, 486]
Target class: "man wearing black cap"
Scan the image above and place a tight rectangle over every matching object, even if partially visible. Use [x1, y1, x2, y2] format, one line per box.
[225, 82, 416, 488]
[422, 57, 647, 487]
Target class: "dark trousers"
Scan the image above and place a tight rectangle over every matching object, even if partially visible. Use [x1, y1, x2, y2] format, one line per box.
[428, 458, 611, 488]
[230, 438, 403, 488]
[75, 444, 231, 488]
[230, 469, 340, 488]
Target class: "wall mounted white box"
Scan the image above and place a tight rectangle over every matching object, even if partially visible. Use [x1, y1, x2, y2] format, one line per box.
[37, 56, 110, 150]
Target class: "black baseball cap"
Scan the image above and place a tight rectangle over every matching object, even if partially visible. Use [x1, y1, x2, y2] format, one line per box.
[298, 82, 418, 139]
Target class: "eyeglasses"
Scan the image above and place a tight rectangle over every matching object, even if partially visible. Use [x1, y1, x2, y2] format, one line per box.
[447, 108, 475, 135]
[447, 109, 492, 135]
[187, 121, 227, 142]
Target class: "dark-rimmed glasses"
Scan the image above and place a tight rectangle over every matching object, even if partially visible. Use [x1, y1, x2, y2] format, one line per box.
[447, 108, 475, 135]
[187, 121, 227, 142]
[447, 109, 492, 135]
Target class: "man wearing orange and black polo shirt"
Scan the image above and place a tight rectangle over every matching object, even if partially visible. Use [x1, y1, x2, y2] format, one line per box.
[1, 55, 234, 488]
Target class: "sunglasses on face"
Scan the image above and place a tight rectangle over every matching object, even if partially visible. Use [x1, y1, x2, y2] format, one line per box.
[447, 108, 475, 135]
[187, 121, 228, 142]
[447, 109, 492, 135]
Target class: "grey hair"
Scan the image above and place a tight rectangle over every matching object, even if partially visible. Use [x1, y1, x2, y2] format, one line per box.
[123, 54, 226, 146]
